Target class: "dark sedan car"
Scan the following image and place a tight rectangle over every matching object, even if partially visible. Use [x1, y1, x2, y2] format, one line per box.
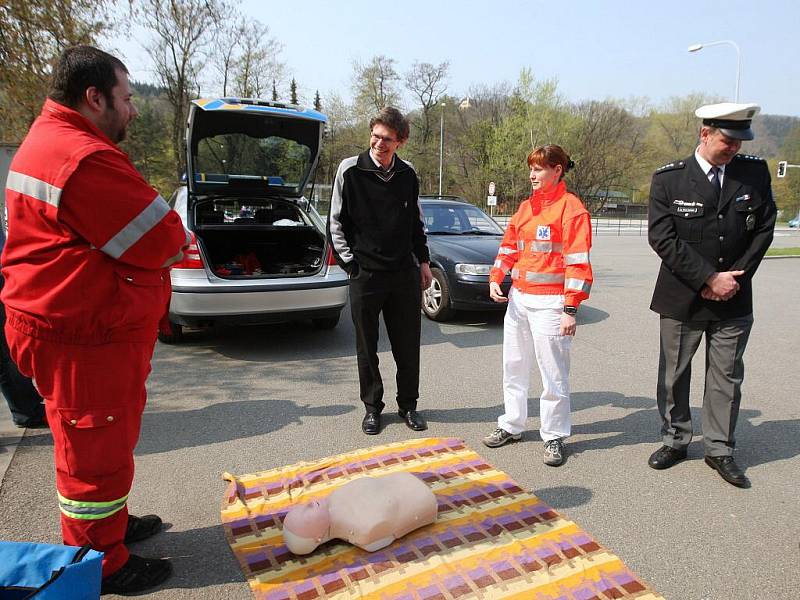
[419, 197, 512, 321]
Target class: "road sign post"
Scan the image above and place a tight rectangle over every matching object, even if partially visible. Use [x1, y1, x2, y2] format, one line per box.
[487, 195, 497, 217]
[487, 182, 496, 216]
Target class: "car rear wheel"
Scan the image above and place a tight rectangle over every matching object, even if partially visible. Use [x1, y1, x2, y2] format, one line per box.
[423, 268, 455, 321]
[312, 314, 340, 330]
[157, 319, 184, 344]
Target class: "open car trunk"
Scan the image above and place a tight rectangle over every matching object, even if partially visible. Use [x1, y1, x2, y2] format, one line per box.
[194, 198, 325, 278]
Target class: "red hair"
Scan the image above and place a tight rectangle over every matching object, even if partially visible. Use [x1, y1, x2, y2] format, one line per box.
[527, 145, 574, 180]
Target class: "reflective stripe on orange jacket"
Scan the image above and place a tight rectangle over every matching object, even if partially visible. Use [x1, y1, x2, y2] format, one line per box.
[489, 180, 593, 307]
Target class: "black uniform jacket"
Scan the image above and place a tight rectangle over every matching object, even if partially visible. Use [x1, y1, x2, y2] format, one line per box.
[648, 153, 776, 321]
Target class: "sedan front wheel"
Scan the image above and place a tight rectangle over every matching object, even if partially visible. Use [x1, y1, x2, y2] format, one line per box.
[422, 268, 455, 321]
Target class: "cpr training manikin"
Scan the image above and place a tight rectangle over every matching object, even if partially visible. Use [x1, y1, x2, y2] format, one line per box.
[281, 473, 438, 554]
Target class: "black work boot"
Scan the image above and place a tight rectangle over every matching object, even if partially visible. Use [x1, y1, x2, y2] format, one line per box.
[101, 554, 172, 595]
[124, 514, 163, 544]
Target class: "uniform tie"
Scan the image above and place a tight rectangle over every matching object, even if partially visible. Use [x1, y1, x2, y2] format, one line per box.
[710, 166, 722, 195]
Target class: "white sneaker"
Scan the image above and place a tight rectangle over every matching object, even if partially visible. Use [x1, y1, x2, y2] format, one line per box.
[482, 428, 521, 448]
[543, 438, 565, 466]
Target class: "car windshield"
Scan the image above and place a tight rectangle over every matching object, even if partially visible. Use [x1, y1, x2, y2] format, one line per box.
[421, 203, 504, 235]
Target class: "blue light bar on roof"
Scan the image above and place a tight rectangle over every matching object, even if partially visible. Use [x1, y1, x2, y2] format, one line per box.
[192, 98, 327, 123]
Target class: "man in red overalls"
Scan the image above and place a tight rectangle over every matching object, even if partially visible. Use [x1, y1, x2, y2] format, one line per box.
[2, 46, 189, 594]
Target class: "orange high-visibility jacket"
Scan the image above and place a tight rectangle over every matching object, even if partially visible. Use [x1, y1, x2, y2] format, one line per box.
[489, 180, 593, 307]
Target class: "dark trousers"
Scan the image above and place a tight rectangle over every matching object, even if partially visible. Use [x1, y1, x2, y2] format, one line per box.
[657, 314, 753, 456]
[349, 266, 422, 414]
[0, 301, 44, 426]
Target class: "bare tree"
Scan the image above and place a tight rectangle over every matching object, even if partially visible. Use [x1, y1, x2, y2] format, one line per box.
[211, 16, 246, 97]
[136, 0, 226, 178]
[569, 100, 644, 212]
[404, 61, 448, 145]
[351, 55, 400, 117]
[231, 20, 284, 99]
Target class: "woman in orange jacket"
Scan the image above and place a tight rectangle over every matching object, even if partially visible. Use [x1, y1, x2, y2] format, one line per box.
[482, 145, 593, 466]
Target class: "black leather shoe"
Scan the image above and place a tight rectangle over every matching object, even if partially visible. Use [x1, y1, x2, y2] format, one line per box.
[398, 410, 427, 431]
[362, 412, 381, 435]
[705, 455, 749, 488]
[125, 514, 163, 544]
[647, 445, 687, 470]
[101, 554, 172, 595]
[14, 414, 48, 429]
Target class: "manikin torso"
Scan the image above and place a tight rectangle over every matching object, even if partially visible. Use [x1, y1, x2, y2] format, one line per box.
[282, 472, 438, 554]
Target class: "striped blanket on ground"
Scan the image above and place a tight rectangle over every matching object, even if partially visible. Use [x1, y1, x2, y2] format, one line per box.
[221, 437, 664, 600]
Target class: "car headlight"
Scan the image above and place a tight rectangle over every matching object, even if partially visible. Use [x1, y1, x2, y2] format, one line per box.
[455, 263, 493, 275]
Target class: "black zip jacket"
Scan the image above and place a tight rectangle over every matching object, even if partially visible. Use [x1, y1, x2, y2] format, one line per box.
[327, 150, 429, 273]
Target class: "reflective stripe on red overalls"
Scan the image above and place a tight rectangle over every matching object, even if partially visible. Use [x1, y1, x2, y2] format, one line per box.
[2, 99, 188, 576]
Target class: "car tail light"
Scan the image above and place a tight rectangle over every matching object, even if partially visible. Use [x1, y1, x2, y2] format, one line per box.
[326, 246, 337, 266]
[173, 232, 204, 269]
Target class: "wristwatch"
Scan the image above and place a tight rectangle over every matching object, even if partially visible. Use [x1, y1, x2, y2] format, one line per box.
[563, 305, 578, 316]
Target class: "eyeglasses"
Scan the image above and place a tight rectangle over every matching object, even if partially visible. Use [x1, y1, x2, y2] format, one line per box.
[370, 133, 398, 144]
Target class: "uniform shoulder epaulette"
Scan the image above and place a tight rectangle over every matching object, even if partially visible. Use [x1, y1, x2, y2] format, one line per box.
[733, 153, 766, 163]
[653, 160, 686, 174]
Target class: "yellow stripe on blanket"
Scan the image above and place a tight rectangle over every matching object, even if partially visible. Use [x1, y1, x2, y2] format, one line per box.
[221, 437, 665, 600]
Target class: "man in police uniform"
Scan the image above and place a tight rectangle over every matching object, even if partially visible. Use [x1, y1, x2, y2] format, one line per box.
[646, 103, 776, 488]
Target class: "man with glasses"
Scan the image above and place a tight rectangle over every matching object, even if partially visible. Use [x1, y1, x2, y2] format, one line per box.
[327, 107, 432, 435]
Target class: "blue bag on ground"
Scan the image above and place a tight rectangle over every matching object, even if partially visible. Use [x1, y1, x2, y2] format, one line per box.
[0, 542, 103, 599]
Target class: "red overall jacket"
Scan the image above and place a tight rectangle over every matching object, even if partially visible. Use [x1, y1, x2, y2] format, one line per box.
[1, 99, 188, 344]
[490, 181, 593, 307]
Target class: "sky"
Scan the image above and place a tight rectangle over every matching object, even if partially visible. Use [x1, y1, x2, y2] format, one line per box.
[108, 0, 800, 117]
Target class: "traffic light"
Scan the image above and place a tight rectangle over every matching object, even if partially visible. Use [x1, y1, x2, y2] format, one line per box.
[777, 161, 787, 178]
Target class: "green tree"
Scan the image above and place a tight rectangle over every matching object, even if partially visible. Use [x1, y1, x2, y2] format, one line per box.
[0, 0, 117, 141]
[290, 78, 297, 104]
[313, 90, 321, 111]
[122, 94, 175, 195]
[772, 124, 800, 220]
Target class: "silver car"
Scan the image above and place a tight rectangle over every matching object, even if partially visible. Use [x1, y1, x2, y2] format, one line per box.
[159, 98, 348, 343]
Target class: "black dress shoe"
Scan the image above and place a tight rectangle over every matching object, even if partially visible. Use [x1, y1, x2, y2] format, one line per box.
[14, 414, 48, 429]
[398, 410, 427, 431]
[125, 514, 163, 544]
[705, 455, 749, 488]
[362, 412, 381, 435]
[101, 554, 172, 595]
[647, 445, 687, 470]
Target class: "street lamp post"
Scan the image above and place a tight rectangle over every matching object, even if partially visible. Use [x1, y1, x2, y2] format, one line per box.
[688, 40, 742, 102]
[438, 102, 445, 197]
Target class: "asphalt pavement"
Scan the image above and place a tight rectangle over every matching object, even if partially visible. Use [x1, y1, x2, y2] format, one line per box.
[1, 231, 798, 599]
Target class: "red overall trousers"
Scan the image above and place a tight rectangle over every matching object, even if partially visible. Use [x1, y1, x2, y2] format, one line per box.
[7, 328, 156, 576]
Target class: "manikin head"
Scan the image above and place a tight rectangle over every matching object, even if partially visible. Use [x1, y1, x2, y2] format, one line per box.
[282, 499, 331, 555]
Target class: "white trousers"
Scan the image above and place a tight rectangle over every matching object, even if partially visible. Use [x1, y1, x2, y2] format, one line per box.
[497, 291, 571, 441]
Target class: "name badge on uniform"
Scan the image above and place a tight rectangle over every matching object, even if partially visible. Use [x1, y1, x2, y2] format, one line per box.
[536, 225, 551, 240]
[672, 199, 703, 217]
[746, 214, 756, 231]
[735, 194, 751, 203]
